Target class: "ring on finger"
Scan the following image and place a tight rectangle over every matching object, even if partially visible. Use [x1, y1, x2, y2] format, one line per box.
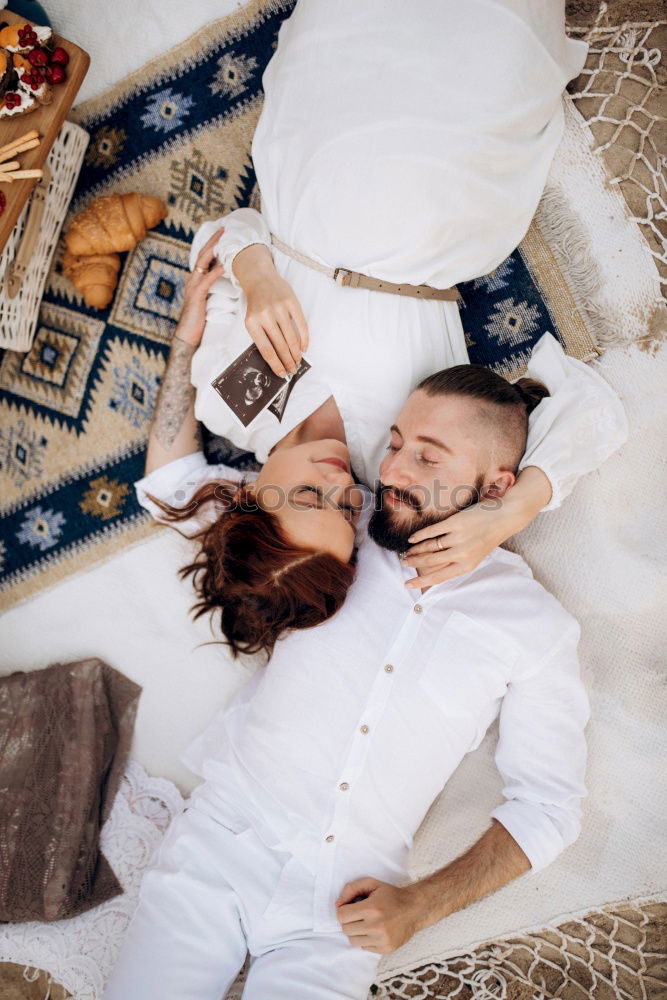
[436, 535, 445, 551]
[194, 265, 208, 274]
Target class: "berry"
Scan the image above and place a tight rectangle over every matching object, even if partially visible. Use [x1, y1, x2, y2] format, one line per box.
[45, 64, 66, 85]
[17, 25, 38, 46]
[0, 191, 6, 217]
[4, 91, 21, 108]
[28, 47, 48, 67]
[50, 47, 69, 67]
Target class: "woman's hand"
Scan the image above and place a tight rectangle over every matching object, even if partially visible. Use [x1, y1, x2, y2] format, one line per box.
[233, 243, 310, 378]
[402, 467, 553, 589]
[402, 502, 511, 588]
[175, 227, 227, 348]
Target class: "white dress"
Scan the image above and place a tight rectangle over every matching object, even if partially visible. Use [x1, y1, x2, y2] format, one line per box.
[189, 0, 628, 506]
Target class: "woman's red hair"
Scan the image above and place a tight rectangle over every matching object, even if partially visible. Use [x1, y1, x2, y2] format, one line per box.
[147, 478, 356, 659]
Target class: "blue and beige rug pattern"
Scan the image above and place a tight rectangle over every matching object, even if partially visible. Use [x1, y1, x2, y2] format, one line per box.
[0, 0, 597, 608]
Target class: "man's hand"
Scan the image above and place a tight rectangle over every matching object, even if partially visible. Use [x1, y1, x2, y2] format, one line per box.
[335, 877, 423, 954]
[233, 243, 310, 378]
[177, 227, 226, 347]
[335, 824, 531, 954]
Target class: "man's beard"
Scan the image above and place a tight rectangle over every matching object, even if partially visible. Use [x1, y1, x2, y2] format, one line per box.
[368, 479, 484, 553]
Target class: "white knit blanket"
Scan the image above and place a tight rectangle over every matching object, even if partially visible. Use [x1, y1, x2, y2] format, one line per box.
[378, 97, 667, 978]
[0, 2, 665, 994]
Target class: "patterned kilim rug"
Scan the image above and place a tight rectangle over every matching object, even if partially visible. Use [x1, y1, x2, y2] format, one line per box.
[0, 0, 600, 610]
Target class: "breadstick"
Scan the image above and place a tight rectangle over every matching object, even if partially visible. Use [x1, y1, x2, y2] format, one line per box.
[0, 173, 13, 183]
[0, 129, 40, 160]
[2, 169, 43, 180]
[0, 161, 20, 173]
[0, 138, 40, 163]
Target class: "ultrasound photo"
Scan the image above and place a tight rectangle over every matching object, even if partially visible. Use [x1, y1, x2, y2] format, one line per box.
[211, 344, 311, 427]
[268, 356, 311, 421]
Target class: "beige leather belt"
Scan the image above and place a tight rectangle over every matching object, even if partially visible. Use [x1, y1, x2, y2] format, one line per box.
[270, 233, 461, 302]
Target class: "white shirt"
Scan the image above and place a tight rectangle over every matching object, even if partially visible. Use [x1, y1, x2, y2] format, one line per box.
[135, 454, 590, 933]
[191, 209, 628, 506]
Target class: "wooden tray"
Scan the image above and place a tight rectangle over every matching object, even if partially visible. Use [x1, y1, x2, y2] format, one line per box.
[0, 9, 89, 254]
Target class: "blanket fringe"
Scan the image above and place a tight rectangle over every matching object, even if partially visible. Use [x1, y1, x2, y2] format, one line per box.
[534, 185, 616, 351]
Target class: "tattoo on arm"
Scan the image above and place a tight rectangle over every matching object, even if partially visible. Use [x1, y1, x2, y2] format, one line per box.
[153, 338, 197, 450]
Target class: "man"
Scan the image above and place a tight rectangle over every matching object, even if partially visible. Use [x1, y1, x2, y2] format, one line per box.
[104, 291, 588, 999]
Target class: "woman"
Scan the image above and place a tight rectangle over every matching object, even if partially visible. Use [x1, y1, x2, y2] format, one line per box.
[140, 227, 362, 658]
[137, 0, 627, 655]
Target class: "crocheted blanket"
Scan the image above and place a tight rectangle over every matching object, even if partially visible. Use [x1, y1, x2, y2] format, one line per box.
[0, 764, 664, 999]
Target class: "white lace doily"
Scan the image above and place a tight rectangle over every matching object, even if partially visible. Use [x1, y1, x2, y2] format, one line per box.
[0, 761, 184, 1000]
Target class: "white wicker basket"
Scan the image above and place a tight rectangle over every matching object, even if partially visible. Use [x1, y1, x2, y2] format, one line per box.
[0, 120, 89, 352]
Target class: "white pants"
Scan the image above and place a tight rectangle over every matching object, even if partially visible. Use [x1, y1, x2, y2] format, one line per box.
[104, 803, 380, 1000]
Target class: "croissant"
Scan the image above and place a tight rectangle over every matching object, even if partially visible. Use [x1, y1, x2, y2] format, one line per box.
[65, 192, 167, 256]
[62, 250, 121, 309]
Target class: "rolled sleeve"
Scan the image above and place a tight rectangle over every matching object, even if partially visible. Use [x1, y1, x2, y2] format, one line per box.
[190, 207, 272, 294]
[490, 620, 590, 872]
[135, 452, 211, 528]
[517, 333, 629, 512]
[135, 452, 252, 537]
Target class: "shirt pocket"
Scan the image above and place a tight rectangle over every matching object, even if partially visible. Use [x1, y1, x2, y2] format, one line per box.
[417, 611, 517, 729]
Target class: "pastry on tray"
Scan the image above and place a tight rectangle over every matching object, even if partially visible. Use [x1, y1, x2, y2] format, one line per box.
[0, 20, 67, 118]
[0, 21, 52, 52]
[12, 53, 53, 106]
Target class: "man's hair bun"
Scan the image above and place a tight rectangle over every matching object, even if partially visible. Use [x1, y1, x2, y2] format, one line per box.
[513, 377, 550, 415]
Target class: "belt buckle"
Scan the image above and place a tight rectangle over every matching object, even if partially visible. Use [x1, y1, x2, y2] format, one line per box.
[333, 267, 353, 287]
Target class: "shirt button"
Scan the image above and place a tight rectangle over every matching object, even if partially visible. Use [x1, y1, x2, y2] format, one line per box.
[384, 663, 394, 673]
[360, 724, 369, 734]
[414, 603, 423, 614]
[339, 782, 349, 791]
[325, 834, 335, 842]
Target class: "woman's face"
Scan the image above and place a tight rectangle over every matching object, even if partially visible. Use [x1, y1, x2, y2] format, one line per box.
[251, 439, 364, 561]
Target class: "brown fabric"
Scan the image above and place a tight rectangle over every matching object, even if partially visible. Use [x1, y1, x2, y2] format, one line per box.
[566, 0, 661, 26]
[0, 658, 141, 922]
[0, 963, 71, 1000]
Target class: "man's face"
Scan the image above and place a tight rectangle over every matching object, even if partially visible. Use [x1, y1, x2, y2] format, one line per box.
[368, 390, 514, 552]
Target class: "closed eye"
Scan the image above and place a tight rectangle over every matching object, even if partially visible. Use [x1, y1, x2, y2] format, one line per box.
[386, 443, 438, 467]
[296, 485, 358, 517]
[296, 485, 324, 507]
